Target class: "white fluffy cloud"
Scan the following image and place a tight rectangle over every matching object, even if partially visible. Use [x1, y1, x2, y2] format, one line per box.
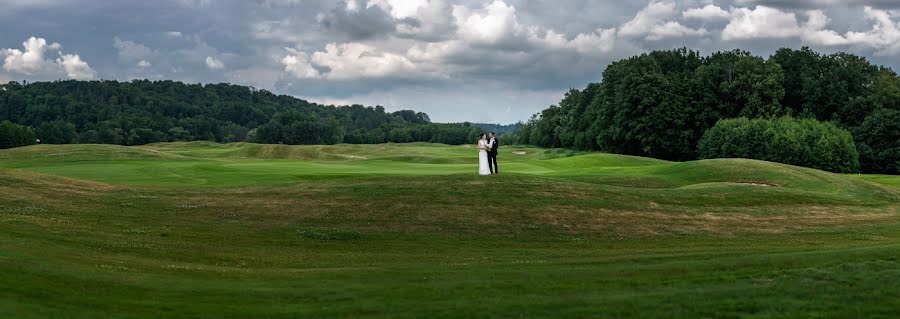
[619, 1, 707, 41]
[721, 5, 900, 55]
[648, 21, 708, 40]
[310, 43, 417, 80]
[683, 4, 730, 20]
[281, 49, 320, 79]
[205, 56, 224, 69]
[721, 6, 846, 43]
[452, 0, 522, 45]
[282, 42, 425, 81]
[722, 6, 804, 40]
[2, 36, 95, 80]
[567, 28, 618, 54]
[844, 7, 900, 55]
[448, 0, 622, 51]
[2, 37, 60, 75]
[801, 10, 851, 45]
[368, 0, 428, 19]
[56, 54, 96, 80]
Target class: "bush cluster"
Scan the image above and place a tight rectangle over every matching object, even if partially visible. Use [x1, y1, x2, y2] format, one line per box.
[0, 120, 36, 149]
[698, 117, 859, 173]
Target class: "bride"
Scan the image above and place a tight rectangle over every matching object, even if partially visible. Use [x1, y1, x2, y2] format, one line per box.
[477, 133, 491, 175]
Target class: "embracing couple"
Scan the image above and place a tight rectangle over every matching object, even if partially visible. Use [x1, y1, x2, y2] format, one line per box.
[477, 132, 499, 176]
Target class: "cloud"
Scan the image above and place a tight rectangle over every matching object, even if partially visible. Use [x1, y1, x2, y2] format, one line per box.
[318, 0, 397, 40]
[251, 20, 306, 42]
[281, 49, 320, 79]
[2, 36, 95, 80]
[453, 0, 523, 45]
[368, 0, 427, 19]
[7, 0, 900, 124]
[647, 21, 708, 40]
[258, 0, 455, 43]
[2, 37, 60, 75]
[722, 6, 804, 40]
[801, 10, 851, 45]
[567, 28, 618, 54]
[721, 5, 860, 44]
[56, 53, 96, 80]
[310, 43, 419, 80]
[176, 36, 227, 72]
[844, 6, 900, 55]
[734, 0, 900, 9]
[618, 1, 707, 40]
[113, 37, 155, 61]
[683, 4, 731, 20]
[721, 5, 900, 54]
[394, 0, 457, 41]
[618, 1, 677, 37]
[278, 0, 628, 89]
[721, 6, 851, 44]
[205, 56, 224, 69]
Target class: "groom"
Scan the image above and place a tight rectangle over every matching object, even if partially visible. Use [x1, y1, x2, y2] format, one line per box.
[488, 131, 499, 175]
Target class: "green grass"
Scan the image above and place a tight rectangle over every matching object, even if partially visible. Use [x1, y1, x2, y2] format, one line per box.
[0, 142, 898, 318]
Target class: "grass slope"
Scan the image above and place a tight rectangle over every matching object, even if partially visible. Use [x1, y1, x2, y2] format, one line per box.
[1, 142, 898, 318]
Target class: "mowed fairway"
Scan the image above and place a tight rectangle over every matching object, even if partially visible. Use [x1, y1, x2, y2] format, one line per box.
[1, 142, 899, 318]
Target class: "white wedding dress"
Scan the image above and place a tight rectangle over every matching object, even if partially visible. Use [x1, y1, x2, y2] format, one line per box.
[478, 139, 491, 175]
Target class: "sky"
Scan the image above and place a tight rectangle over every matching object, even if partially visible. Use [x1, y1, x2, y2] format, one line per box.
[2, 0, 900, 124]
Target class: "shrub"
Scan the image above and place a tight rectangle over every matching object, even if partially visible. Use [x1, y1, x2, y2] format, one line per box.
[699, 117, 859, 173]
[0, 121, 37, 149]
[854, 109, 900, 174]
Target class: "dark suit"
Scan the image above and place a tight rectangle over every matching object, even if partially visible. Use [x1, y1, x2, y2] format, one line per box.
[488, 137, 499, 174]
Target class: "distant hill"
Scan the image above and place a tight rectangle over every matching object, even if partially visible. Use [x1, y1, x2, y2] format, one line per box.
[0, 80, 485, 148]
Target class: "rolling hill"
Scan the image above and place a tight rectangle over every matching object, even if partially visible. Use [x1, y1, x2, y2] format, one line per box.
[0, 142, 898, 318]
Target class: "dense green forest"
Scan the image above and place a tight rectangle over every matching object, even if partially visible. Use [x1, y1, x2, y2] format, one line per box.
[473, 123, 522, 135]
[0, 80, 487, 148]
[516, 47, 900, 174]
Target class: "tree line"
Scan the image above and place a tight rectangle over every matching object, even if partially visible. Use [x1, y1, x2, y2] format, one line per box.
[516, 48, 899, 174]
[0, 80, 488, 149]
